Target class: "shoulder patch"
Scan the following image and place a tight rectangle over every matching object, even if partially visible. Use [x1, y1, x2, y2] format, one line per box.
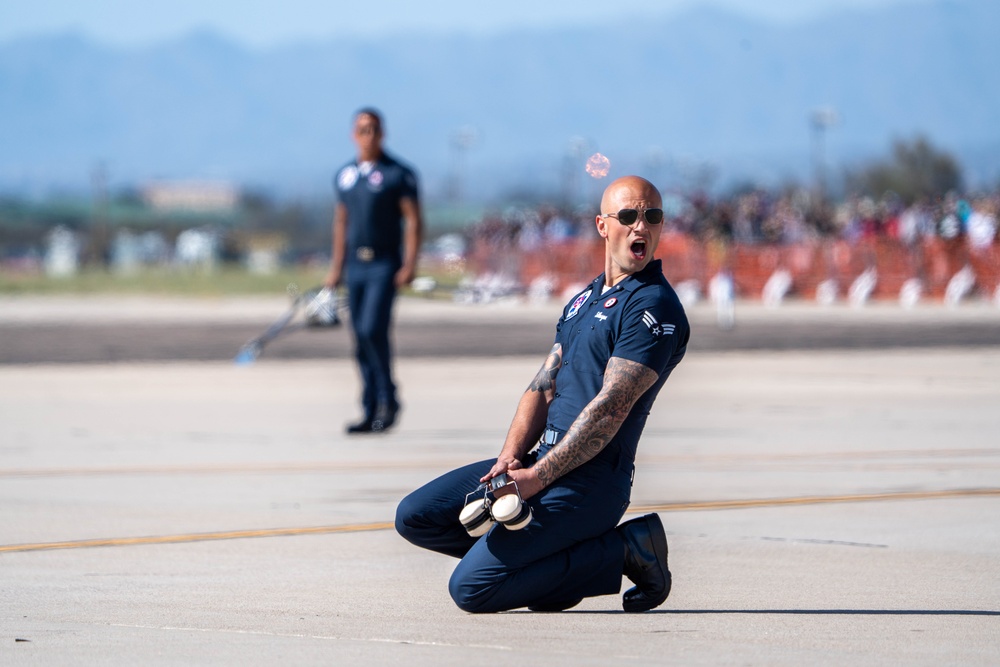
[566, 289, 592, 320]
[337, 166, 359, 190]
[642, 310, 676, 338]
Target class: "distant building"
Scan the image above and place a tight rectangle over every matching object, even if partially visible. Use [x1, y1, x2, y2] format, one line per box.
[243, 232, 287, 275]
[175, 228, 220, 269]
[111, 230, 170, 274]
[44, 226, 80, 277]
[142, 181, 239, 212]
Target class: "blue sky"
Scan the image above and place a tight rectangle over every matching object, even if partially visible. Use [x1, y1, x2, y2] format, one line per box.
[1, 0, 934, 47]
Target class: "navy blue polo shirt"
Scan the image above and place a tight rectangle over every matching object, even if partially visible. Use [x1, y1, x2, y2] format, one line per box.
[545, 259, 689, 469]
[334, 152, 419, 262]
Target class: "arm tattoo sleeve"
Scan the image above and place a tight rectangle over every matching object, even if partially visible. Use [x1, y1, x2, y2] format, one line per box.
[528, 343, 562, 394]
[533, 357, 658, 487]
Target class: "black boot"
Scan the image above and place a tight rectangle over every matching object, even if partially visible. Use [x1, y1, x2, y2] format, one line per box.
[617, 513, 671, 612]
[370, 401, 398, 433]
[345, 417, 375, 434]
[346, 400, 399, 434]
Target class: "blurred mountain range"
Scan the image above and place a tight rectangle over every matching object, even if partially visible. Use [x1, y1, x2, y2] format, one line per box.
[1, 0, 998, 202]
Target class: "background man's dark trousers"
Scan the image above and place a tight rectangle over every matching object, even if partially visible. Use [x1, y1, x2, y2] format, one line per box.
[346, 256, 399, 424]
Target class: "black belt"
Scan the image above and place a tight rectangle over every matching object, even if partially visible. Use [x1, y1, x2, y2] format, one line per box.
[352, 246, 397, 262]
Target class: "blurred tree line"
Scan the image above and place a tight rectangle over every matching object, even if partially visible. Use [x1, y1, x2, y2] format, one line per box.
[846, 135, 964, 204]
[0, 134, 984, 271]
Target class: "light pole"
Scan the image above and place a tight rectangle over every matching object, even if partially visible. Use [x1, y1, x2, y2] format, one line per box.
[89, 161, 110, 267]
[448, 126, 478, 203]
[810, 107, 838, 202]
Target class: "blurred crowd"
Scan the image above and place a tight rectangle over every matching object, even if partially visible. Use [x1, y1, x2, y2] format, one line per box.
[457, 188, 1000, 303]
[467, 189, 999, 252]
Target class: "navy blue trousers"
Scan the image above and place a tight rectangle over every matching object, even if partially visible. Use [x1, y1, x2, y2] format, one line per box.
[346, 258, 398, 418]
[395, 455, 633, 613]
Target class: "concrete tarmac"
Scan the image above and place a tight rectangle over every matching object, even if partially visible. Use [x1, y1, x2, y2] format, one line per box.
[2, 297, 999, 665]
[3, 294, 1000, 363]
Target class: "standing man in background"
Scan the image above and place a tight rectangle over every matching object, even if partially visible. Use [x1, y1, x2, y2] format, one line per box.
[326, 108, 423, 434]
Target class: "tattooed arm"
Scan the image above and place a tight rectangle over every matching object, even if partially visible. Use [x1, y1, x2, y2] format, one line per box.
[506, 356, 659, 498]
[480, 343, 563, 482]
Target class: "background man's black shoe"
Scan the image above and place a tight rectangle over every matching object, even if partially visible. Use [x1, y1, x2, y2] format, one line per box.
[528, 598, 583, 612]
[617, 513, 671, 612]
[346, 403, 398, 435]
[345, 418, 375, 434]
[370, 403, 398, 433]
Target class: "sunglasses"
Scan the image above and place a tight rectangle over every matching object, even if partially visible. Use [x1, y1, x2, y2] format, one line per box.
[602, 207, 664, 226]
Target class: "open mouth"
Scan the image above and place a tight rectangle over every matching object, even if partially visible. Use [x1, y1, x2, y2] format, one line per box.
[630, 239, 647, 261]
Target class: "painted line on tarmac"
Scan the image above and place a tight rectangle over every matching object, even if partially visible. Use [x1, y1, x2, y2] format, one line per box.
[2, 487, 998, 554]
[0, 461, 451, 477]
[0, 522, 394, 554]
[631, 487, 1000, 513]
[3, 448, 998, 478]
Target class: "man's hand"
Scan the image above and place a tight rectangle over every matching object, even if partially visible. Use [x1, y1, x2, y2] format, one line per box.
[505, 467, 544, 501]
[394, 264, 416, 288]
[324, 266, 341, 289]
[480, 456, 523, 484]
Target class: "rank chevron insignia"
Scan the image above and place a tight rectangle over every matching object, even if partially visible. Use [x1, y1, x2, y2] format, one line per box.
[642, 310, 675, 338]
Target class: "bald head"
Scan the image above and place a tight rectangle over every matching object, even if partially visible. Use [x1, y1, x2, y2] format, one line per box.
[600, 176, 661, 214]
[596, 175, 664, 285]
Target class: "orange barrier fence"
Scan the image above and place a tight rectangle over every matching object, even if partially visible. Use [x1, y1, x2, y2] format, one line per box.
[468, 235, 1000, 302]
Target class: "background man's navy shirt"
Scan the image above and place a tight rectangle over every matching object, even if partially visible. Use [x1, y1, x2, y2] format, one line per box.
[334, 152, 419, 262]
